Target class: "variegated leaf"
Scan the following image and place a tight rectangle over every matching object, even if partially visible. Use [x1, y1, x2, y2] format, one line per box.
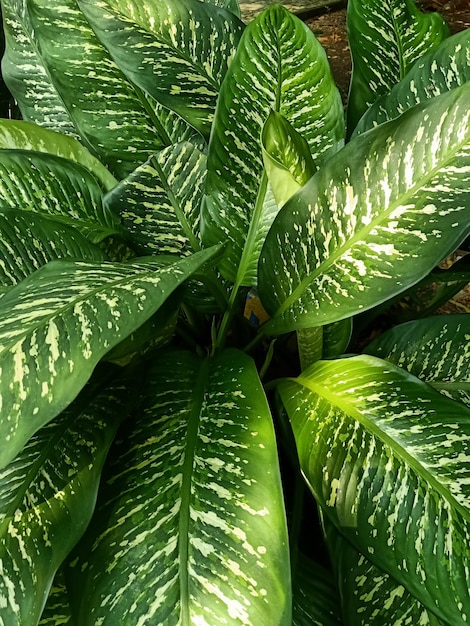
[259, 83, 470, 335]
[104, 141, 206, 255]
[0, 246, 220, 468]
[0, 150, 119, 243]
[262, 110, 317, 209]
[0, 119, 117, 191]
[67, 349, 291, 624]
[203, 0, 241, 17]
[355, 28, 470, 137]
[39, 571, 73, 626]
[0, 373, 136, 625]
[27, 0, 174, 179]
[366, 314, 470, 408]
[292, 554, 342, 626]
[347, 0, 450, 131]
[1, 0, 79, 138]
[278, 355, 470, 624]
[77, 0, 245, 137]
[202, 4, 344, 285]
[323, 521, 445, 625]
[0, 209, 105, 288]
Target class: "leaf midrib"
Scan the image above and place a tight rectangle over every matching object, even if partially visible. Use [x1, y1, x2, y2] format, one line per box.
[293, 374, 470, 522]
[273, 112, 469, 319]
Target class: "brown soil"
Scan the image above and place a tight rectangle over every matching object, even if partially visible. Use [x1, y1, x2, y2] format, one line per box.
[304, 2, 470, 315]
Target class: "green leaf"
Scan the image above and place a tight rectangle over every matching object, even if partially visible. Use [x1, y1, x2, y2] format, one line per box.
[0, 245, 221, 469]
[347, 0, 450, 131]
[322, 319, 353, 359]
[1, 0, 79, 138]
[27, 0, 174, 179]
[292, 554, 342, 626]
[355, 28, 470, 137]
[104, 141, 206, 255]
[0, 150, 120, 243]
[39, 570, 73, 625]
[0, 209, 105, 288]
[278, 354, 470, 625]
[262, 110, 317, 209]
[323, 522, 445, 625]
[67, 349, 291, 624]
[77, 0, 244, 137]
[0, 373, 135, 625]
[365, 314, 470, 408]
[259, 83, 470, 334]
[0, 119, 117, 191]
[201, 4, 344, 285]
[204, 0, 241, 17]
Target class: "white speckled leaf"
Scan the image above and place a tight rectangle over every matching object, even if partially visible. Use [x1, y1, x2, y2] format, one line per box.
[26, 0, 174, 179]
[104, 141, 206, 255]
[0, 209, 105, 288]
[39, 571, 73, 626]
[67, 349, 291, 625]
[204, 0, 240, 17]
[366, 314, 470, 408]
[0, 150, 119, 243]
[347, 0, 450, 131]
[355, 28, 470, 137]
[202, 4, 344, 285]
[323, 521, 445, 625]
[0, 119, 117, 191]
[0, 246, 220, 469]
[278, 354, 470, 624]
[77, 0, 244, 137]
[259, 84, 470, 334]
[0, 375, 135, 625]
[1, 0, 78, 138]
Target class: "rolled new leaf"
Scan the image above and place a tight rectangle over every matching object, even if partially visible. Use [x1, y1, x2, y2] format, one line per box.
[355, 28, 470, 137]
[259, 83, 470, 335]
[202, 4, 344, 285]
[67, 349, 291, 624]
[0, 245, 221, 468]
[347, 0, 449, 132]
[365, 314, 470, 408]
[0, 374, 137, 625]
[278, 354, 470, 624]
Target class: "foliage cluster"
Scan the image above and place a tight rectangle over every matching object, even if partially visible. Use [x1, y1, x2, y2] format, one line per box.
[0, 0, 469, 624]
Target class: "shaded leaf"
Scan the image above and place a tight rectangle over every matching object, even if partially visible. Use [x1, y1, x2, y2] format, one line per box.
[365, 314, 470, 407]
[67, 349, 291, 624]
[202, 4, 344, 285]
[292, 553, 343, 626]
[278, 355, 470, 624]
[0, 373, 136, 624]
[78, 0, 244, 137]
[0, 245, 221, 468]
[39, 570, 73, 625]
[259, 84, 470, 334]
[347, 0, 450, 131]
[0, 209, 105, 288]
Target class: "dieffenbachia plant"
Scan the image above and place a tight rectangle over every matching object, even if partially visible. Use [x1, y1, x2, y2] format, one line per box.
[0, 0, 468, 623]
